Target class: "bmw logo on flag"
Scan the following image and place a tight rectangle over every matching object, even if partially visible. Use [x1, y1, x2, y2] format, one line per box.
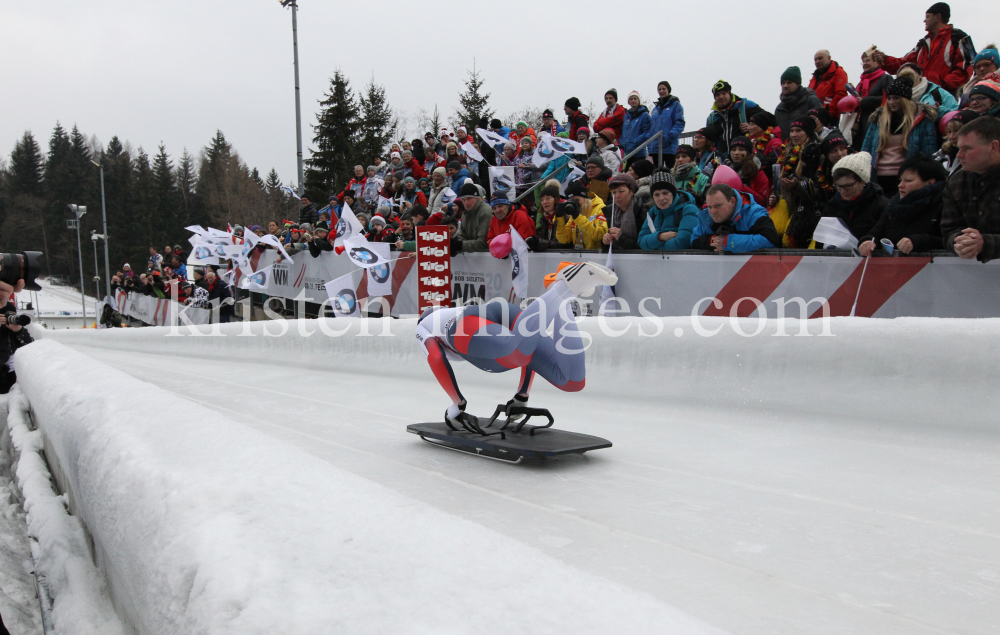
[250, 271, 267, 286]
[550, 137, 575, 153]
[370, 262, 390, 283]
[336, 218, 350, 239]
[334, 289, 357, 314]
[349, 247, 379, 265]
[511, 249, 521, 279]
[194, 246, 212, 260]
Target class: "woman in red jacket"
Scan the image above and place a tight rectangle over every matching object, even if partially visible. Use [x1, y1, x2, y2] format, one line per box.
[726, 137, 771, 206]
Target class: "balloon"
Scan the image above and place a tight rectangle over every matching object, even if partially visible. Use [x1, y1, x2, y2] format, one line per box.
[939, 109, 960, 135]
[838, 94, 859, 114]
[711, 164, 744, 192]
[489, 232, 512, 258]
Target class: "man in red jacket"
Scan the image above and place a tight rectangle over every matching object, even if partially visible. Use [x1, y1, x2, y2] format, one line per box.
[564, 97, 590, 141]
[809, 50, 849, 119]
[486, 193, 536, 243]
[593, 89, 625, 141]
[874, 2, 976, 92]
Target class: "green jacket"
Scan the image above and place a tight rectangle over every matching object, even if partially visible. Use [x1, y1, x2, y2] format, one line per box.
[456, 199, 492, 252]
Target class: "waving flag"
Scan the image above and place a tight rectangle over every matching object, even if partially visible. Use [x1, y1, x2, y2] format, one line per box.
[257, 234, 294, 262]
[366, 243, 393, 296]
[461, 140, 484, 162]
[334, 202, 365, 247]
[324, 272, 361, 317]
[343, 235, 390, 269]
[813, 217, 859, 252]
[476, 127, 509, 149]
[509, 228, 530, 300]
[532, 133, 587, 166]
[241, 265, 273, 290]
[282, 186, 301, 200]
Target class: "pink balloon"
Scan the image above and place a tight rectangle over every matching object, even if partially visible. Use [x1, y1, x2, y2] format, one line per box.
[838, 94, 859, 114]
[712, 164, 744, 192]
[489, 232, 512, 258]
[939, 109, 960, 135]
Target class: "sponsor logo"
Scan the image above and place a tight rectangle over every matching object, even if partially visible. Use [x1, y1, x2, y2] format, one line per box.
[370, 262, 390, 284]
[334, 289, 357, 315]
[349, 246, 379, 265]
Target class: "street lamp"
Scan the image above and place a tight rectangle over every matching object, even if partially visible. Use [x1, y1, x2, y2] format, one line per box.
[91, 231, 102, 300]
[67, 204, 87, 327]
[90, 160, 111, 297]
[279, 0, 305, 196]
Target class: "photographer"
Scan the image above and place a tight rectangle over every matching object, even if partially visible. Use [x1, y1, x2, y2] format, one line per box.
[559, 181, 609, 249]
[0, 299, 33, 395]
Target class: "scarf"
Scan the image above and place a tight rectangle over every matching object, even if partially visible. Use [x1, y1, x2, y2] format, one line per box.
[857, 68, 886, 96]
[610, 199, 638, 247]
[911, 77, 930, 102]
[779, 143, 803, 178]
[885, 181, 944, 221]
[753, 128, 776, 155]
[834, 182, 875, 220]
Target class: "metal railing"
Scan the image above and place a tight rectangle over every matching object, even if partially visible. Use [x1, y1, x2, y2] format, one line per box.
[622, 130, 663, 164]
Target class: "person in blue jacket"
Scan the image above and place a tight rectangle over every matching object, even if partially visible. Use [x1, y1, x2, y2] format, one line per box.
[648, 81, 685, 170]
[691, 184, 780, 253]
[621, 90, 653, 163]
[638, 171, 700, 250]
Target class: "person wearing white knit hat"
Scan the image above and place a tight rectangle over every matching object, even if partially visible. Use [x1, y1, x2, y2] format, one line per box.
[832, 151, 873, 184]
[822, 151, 888, 241]
[621, 90, 653, 164]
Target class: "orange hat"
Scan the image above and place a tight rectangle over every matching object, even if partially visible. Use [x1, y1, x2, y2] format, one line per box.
[543, 261, 579, 289]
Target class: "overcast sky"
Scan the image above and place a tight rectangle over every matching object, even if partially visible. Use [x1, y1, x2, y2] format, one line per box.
[3, 0, 999, 186]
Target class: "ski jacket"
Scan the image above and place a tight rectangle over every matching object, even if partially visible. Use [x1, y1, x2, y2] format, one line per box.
[620, 105, 653, 157]
[649, 96, 685, 155]
[691, 193, 779, 253]
[809, 61, 850, 119]
[594, 104, 626, 141]
[882, 24, 976, 91]
[638, 190, 701, 250]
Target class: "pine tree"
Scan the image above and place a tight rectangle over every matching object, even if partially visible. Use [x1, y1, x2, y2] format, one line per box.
[357, 76, 395, 166]
[265, 169, 282, 194]
[454, 63, 494, 134]
[8, 131, 45, 198]
[131, 148, 159, 257]
[175, 149, 199, 227]
[305, 70, 359, 201]
[153, 145, 180, 245]
[430, 105, 442, 139]
[250, 167, 265, 191]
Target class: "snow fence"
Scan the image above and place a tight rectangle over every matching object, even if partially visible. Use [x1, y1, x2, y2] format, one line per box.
[13, 338, 729, 635]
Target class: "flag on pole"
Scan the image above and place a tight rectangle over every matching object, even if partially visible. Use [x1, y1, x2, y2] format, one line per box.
[476, 127, 509, 149]
[257, 234, 294, 262]
[343, 235, 390, 268]
[366, 243, 393, 296]
[324, 272, 361, 317]
[461, 140, 484, 162]
[334, 202, 365, 246]
[813, 217, 859, 252]
[282, 186, 301, 200]
[509, 228, 530, 300]
[241, 265, 273, 290]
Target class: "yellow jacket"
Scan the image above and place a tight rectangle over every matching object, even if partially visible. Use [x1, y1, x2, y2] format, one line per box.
[557, 194, 609, 249]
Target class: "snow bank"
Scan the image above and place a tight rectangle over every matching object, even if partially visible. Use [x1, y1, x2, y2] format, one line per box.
[14, 339, 727, 635]
[4, 387, 124, 635]
[33, 314, 1000, 426]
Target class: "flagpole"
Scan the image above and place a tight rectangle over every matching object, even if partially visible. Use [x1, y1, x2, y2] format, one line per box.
[850, 255, 871, 317]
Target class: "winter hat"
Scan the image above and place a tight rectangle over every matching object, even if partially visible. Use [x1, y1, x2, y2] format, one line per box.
[459, 182, 479, 197]
[820, 133, 850, 155]
[728, 136, 753, 153]
[926, 2, 950, 22]
[433, 166, 447, 178]
[781, 66, 802, 85]
[542, 109, 554, 119]
[248, 225, 261, 232]
[417, 177, 429, 186]
[599, 128, 617, 143]
[832, 152, 873, 184]
[951, 109, 981, 127]
[457, 125, 467, 133]
[711, 80, 732, 95]
[695, 126, 719, 142]
[490, 118, 503, 129]
[750, 111, 777, 130]
[540, 184, 561, 200]
[577, 126, 591, 138]
[649, 170, 677, 196]
[366, 164, 376, 173]
[657, 81, 672, 93]
[630, 159, 654, 178]
[886, 76, 914, 100]
[447, 160, 462, 171]
[676, 144, 697, 161]
[973, 48, 1000, 69]
[586, 154, 605, 168]
[391, 151, 401, 159]
[123, 263, 131, 269]
[403, 176, 415, 184]
[789, 117, 816, 135]
[446, 141, 458, 152]
[490, 193, 511, 208]
[565, 181, 589, 199]
[504, 141, 517, 151]
[565, 97, 582, 111]
[515, 120, 528, 130]
[627, 90, 641, 103]
[970, 74, 1000, 102]
[605, 88, 618, 100]
[370, 215, 386, 227]
[608, 173, 638, 193]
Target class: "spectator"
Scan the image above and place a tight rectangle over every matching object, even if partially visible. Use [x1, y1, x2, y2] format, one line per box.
[450, 182, 492, 253]
[561, 181, 609, 249]
[693, 128, 720, 179]
[861, 77, 939, 197]
[169, 255, 187, 280]
[621, 91, 653, 162]
[490, 119, 512, 140]
[822, 152, 888, 242]
[564, 97, 590, 141]
[338, 165, 367, 202]
[672, 145, 712, 204]
[427, 167, 450, 216]
[595, 129, 624, 174]
[307, 226, 334, 258]
[935, 109, 979, 174]
[769, 118, 824, 247]
[747, 112, 783, 173]
[204, 268, 234, 322]
[692, 184, 780, 253]
[267, 220, 282, 238]
[813, 132, 853, 200]
[527, 182, 571, 251]
[444, 142, 465, 168]
[386, 213, 415, 249]
[638, 171, 700, 251]
[498, 141, 518, 167]
[575, 126, 592, 146]
[941, 116, 1000, 262]
[148, 246, 163, 272]
[859, 155, 948, 255]
[123, 263, 134, 278]
[962, 47, 999, 105]
[897, 63, 959, 120]
[425, 131, 444, 156]
[443, 216, 459, 239]
[411, 138, 426, 163]
[583, 154, 613, 203]
[509, 121, 538, 150]
[809, 50, 850, 119]
[486, 192, 536, 244]
[966, 73, 1000, 118]
[183, 281, 209, 308]
[628, 159, 655, 212]
[513, 137, 539, 196]
[298, 195, 319, 225]
[855, 48, 894, 151]
[424, 146, 445, 175]
[540, 109, 564, 137]
[447, 160, 473, 195]
[594, 89, 626, 142]
[775, 66, 824, 142]
[401, 176, 428, 211]
[808, 107, 838, 142]
[0, 297, 33, 393]
[366, 215, 391, 242]
[401, 150, 427, 180]
[647, 81, 685, 169]
[874, 2, 976, 93]
[707, 80, 764, 155]
[601, 173, 648, 250]
[372, 155, 390, 179]
[725, 137, 770, 206]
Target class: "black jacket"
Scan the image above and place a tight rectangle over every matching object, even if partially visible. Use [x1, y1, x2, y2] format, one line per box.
[206, 280, 234, 315]
[299, 203, 319, 225]
[307, 238, 334, 258]
[821, 181, 889, 241]
[862, 182, 945, 252]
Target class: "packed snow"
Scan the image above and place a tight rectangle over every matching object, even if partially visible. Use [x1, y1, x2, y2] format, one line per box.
[21, 315, 1000, 634]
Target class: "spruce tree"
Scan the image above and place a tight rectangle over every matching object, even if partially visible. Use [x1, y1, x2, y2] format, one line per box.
[454, 63, 494, 134]
[305, 70, 359, 201]
[357, 76, 395, 165]
[8, 131, 45, 198]
[175, 149, 199, 227]
[153, 145, 180, 244]
[265, 169, 282, 194]
[430, 105, 442, 139]
[131, 148, 159, 257]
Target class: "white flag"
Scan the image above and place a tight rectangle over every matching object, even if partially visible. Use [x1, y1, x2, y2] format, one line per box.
[488, 166, 516, 196]
[366, 243, 393, 296]
[532, 133, 586, 166]
[461, 140, 484, 162]
[343, 235, 390, 269]
[813, 217, 859, 252]
[476, 127, 509, 149]
[559, 167, 586, 194]
[241, 265, 273, 290]
[509, 228, 530, 300]
[324, 272, 361, 317]
[441, 188, 457, 205]
[282, 186, 301, 200]
[257, 234, 294, 263]
[185, 225, 207, 236]
[334, 202, 365, 246]
[207, 227, 232, 238]
[190, 242, 221, 265]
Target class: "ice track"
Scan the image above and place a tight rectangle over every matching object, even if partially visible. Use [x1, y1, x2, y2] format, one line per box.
[32, 317, 1000, 635]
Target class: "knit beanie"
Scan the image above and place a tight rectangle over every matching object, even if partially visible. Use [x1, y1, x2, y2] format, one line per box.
[599, 128, 616, 143]
[821, 133, 849, 155]
[676, 144, 697, 161]
[540, 184, 561, 200]
[433, 166, 447, 178]
[750, 111, 777, 130]
[490, 118, 503, 129]
[605, 88, 618, 100]
[781, 66, 802, 85]
[729, 136, 753, 153]
[657, 81, 672, 93]
[886, 76, 914, 100]
[630, 159, 654, 178]
[447, 161, 462, 171]
[696, 126, 719, 142]
[628, 90, 641, 103]
[565, 181, 589, 199]
[459, 182, 479, 197]
[951, 109, 981, 127]
[649, 170, 677, 196]
[790, 117, 816, 135]
[712, 80, 732, 95]
[490, 193, 511, 208]
[808, 107, 832, 126]
[973, 48, 1000, 69]
[970, 73, 1000, 102]
[577, 126, 591, 138]
[542, 109, 554, 119]
[515, 120, 528, 130]
[832, 152, 872, 184]
[926, 2, 950, 23]
[370, 215, 386, 227]
[586, 154, 605, 168]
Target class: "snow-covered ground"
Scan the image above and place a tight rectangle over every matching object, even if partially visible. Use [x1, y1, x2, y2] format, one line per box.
[23, 316, 1000, 635]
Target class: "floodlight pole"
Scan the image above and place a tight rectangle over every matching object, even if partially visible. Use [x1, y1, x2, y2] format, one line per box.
[282, 0, 305, 196]
[95, 162, 111, 297]
[68, 205, 87, 327]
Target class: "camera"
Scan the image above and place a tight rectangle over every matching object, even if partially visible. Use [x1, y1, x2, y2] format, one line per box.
[1, 310, 30, 328]
[557, 200, 581, 218]
[0, 252, 44, 291]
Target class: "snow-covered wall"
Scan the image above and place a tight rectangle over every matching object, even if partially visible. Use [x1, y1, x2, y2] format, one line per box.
[13, 338, 728, 635]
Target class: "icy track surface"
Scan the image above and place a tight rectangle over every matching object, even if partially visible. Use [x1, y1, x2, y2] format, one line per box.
[36, 316, 1000, 635]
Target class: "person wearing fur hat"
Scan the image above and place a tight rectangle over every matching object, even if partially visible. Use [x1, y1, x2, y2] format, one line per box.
[540, 109, 565, 137]
[594, 89, 626, 142]
[873, 2, 977, 92]
[672, 145, 712, 204]
[962, 47, 999, 105]
[602, 173, 648, 251]
[527, 181, 572, 251]
[638, 171, 701, 251]
[861, 76, 940, 197]
[966, 73, 1000, 118]
[560, 180, 609, 250]
[724, 137, 770, 206]
[595, 129, 624, 174]
[775, 66, 824, 142]
[621, 91, 653, 163]
[648, 81, 685, 169]
[820, 151, 888, 242]
[706, 80, 764, 156]
[564, 97, 590, 141]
